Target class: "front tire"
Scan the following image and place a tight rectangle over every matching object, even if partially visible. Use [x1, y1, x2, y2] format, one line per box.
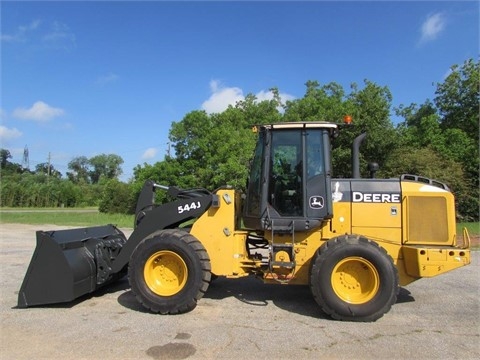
[310, 235, 398, 322]
[128, 229, 211, 314]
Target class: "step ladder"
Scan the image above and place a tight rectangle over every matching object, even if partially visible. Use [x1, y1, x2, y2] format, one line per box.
[268, 220, 296, 283]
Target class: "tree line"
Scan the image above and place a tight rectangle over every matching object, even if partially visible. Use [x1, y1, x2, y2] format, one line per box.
[0, 152, 125, 209]
[1, 58, 478, 221]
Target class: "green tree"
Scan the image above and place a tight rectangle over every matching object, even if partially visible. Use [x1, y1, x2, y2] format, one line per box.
[381, 146, 471, 219]
[99, 179, 133, 214]
[283, 81, 353, 177]
[167, 108, 258, 190]
[131, 70, 477, 220]
[132, 158, 187, 204]
[58, 180, 82, 207]
[393, 59, 479, 220]
[89, 154, 124, 184]
[235, 89, 283, 125]
[67, 156, 90, 183]
[344, 80, 397, 176]
[396, 101, 475, 169]
[282, 80, 397, 178]
[434, 59, 479, 218]
[435, 58, 479, 139]
[395, 101, 439, 146]
[133, 94, 282, 195]
[35, 162, 62, 178]
[0, 148, 12, 168]
[284, 81, 353, 123]
[0, 148, 24, 174]
[382, 146, 464, 184]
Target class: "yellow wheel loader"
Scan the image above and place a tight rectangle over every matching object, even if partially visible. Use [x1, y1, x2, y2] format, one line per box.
[18, 121, 471, 322]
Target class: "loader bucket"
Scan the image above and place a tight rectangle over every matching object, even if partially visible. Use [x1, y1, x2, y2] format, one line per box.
[18, 224, 127, 308]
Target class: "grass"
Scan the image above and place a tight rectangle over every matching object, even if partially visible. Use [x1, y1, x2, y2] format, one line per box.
[457, 222, 480, 236]
[457, 222, 480, 250]
[0, 208, 134, 228]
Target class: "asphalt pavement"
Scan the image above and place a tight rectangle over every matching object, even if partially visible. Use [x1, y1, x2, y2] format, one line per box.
[1, 223, 478, 360]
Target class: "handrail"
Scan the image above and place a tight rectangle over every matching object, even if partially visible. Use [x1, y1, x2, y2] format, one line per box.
[461, 227, 471, 249]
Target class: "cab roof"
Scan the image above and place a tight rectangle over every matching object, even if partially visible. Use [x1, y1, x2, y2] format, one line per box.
[255, 121, 338, 131]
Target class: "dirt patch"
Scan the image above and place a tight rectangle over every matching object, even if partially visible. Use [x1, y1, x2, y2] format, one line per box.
[470, 235, 480, 248]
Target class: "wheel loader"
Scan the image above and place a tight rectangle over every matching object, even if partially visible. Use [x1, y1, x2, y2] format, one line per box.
[18, 121, 471, 322]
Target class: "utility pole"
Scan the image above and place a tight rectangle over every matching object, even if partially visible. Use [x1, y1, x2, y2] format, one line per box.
[166, 142, 171, 158]
[47, 152, 51, 178]
[46, 152, 51, 205]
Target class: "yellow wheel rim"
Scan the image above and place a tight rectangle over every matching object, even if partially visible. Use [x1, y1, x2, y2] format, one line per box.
[144, 250, 188, 296]
[331, 257, 379, 304]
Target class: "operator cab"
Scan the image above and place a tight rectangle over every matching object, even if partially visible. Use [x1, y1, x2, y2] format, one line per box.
[243, 122, 337, 232]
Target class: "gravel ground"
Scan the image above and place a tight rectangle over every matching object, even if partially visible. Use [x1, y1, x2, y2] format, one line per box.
[1, 223, 479, 360]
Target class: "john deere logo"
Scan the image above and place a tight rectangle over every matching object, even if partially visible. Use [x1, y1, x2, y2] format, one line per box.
[309, 196, 324, 209]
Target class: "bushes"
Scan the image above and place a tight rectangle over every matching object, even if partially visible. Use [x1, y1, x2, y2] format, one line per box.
[98, 179, 135, 214]
[0, 169, 138, 214]
[1, 173, 107, 208]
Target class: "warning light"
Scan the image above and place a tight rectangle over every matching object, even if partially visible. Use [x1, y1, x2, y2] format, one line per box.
[343, 115, 353, 125]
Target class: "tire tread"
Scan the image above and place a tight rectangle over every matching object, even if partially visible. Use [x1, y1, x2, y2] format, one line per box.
[310, 234, 398, 322]
[128, 229, 211, 315]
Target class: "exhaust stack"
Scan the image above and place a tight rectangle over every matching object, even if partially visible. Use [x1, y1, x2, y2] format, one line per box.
[352, 133, 367, 179]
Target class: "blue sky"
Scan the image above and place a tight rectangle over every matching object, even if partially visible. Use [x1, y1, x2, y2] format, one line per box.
[1, 1, 478, 181]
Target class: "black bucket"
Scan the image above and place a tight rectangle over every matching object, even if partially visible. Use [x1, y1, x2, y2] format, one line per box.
[18, 224, 127, 308]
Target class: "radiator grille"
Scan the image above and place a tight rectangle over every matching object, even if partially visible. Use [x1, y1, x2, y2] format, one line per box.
[408, 196, 448, 243]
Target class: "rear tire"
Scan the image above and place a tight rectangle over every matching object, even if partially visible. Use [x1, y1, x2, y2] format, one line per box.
[128, 229, 211, 314]
[309, 235, 398, 322]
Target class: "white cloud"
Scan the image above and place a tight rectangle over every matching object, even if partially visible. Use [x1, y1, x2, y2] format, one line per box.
[255, 90, 275, 102]
[2, 19, 75, 51]
[202, 80, 245, 114]
[419, 12, 446, 44]
[1, 20, 41, 43]
[202, 80, 295, 114]
[95, 72, 119, 86]
[142, 147, 158, 160]
[13, 101, 65, 122]
[42, 21, 76, 50]
[255, 89, 296, 104]
[0, 125, 22, 143]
